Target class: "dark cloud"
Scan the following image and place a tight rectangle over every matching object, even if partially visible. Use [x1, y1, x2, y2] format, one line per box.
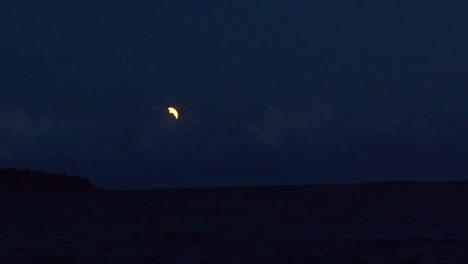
[244, 98, 333, 147]
[0, 106, 101, 163]
[239, 98, 468, 169]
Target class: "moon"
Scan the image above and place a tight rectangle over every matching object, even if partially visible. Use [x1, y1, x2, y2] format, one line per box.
[167, 107, 179, 119]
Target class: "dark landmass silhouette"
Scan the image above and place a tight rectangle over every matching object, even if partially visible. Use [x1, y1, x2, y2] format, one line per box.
[0, 167, 102, 192]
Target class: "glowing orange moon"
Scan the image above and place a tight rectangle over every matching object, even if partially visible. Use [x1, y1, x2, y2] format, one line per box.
[167, 107, 179, 119]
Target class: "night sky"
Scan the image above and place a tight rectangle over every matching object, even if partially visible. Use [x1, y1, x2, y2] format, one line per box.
[0, 0, 466, 189]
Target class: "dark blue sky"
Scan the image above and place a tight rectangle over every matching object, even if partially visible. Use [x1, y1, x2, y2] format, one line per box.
[0, 0, 466, 189]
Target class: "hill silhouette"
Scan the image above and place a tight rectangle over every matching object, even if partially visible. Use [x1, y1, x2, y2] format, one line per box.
[0, 167, 102, 192]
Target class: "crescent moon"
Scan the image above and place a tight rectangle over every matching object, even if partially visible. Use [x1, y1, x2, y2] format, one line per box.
[167, 107, 179, 119]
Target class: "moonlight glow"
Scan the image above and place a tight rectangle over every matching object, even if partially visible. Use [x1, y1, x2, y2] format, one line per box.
[167, 107, 179, 119]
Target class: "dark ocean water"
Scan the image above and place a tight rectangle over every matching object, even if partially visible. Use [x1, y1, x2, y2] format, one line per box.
[1, 182, 467, 263]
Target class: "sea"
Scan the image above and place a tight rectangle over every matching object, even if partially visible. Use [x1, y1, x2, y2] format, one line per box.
[1, 182, 467, 263]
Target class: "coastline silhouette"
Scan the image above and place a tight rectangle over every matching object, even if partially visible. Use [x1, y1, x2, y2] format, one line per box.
[0, 167, 102, 192]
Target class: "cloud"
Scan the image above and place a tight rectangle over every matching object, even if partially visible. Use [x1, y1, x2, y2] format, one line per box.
[245, 98, 333, 147]
[132, 109, 195, 155]
[240, 97, 468, 168]
[0, 106, 101, 162]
